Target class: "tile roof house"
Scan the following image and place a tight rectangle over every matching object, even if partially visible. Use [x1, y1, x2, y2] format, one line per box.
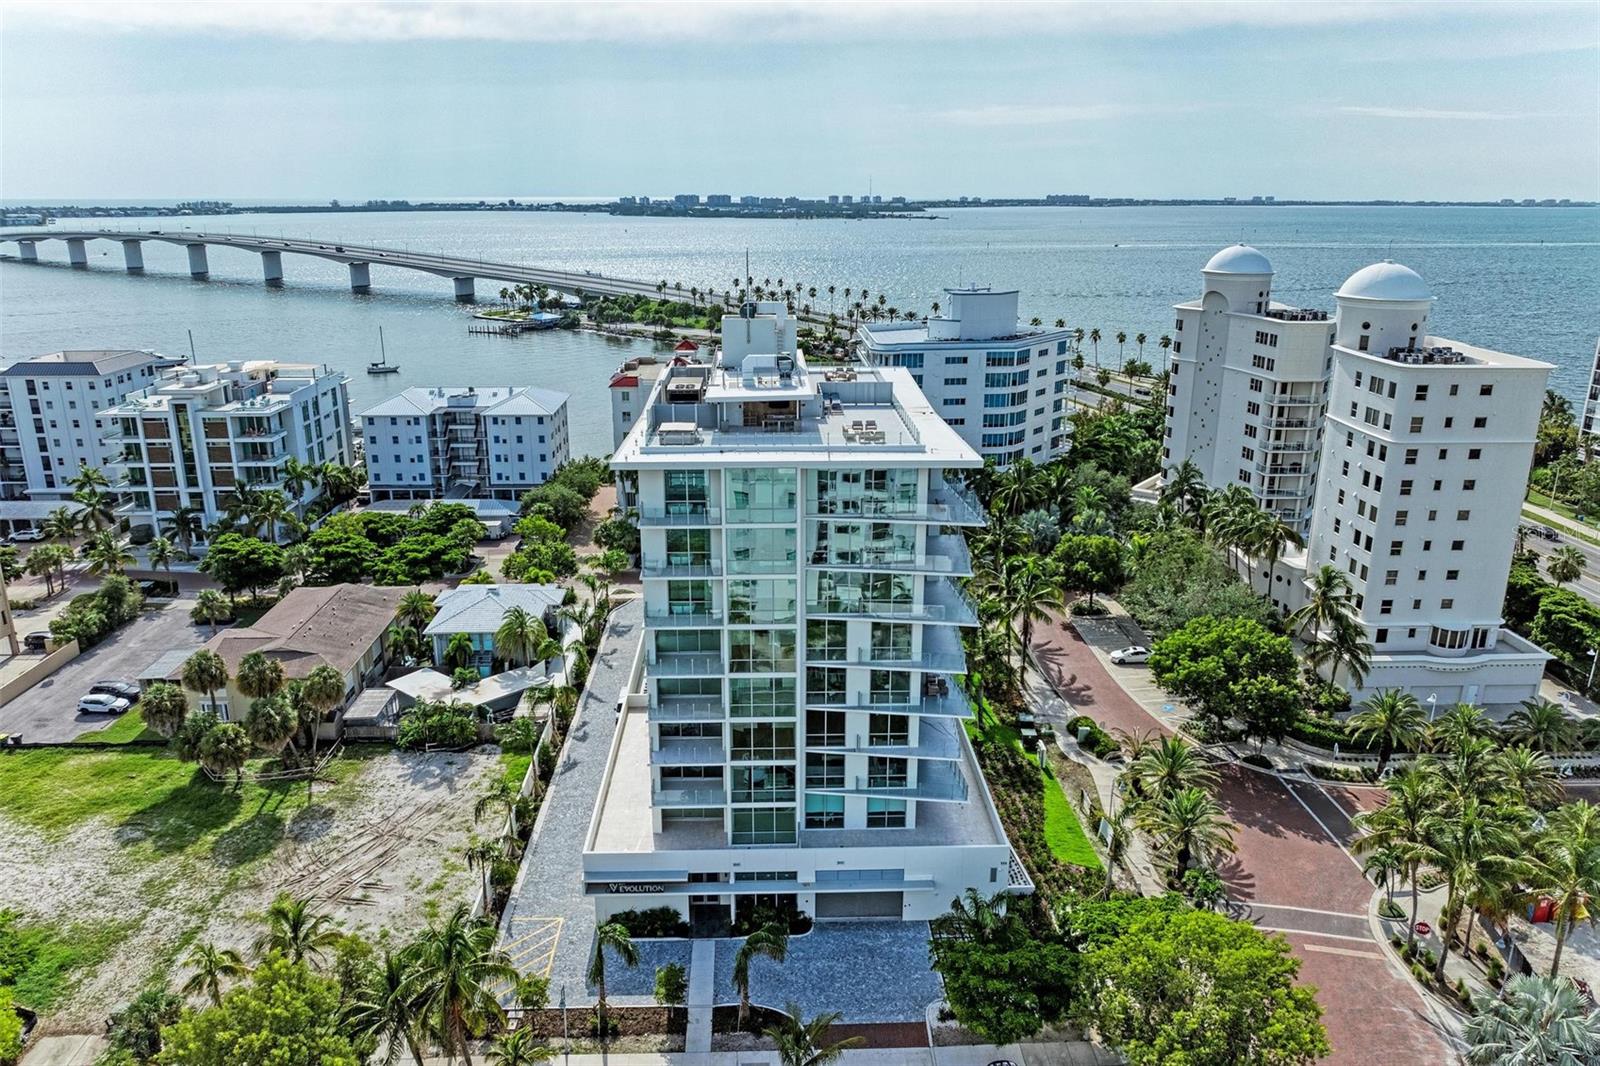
[423, 583, 566, 676]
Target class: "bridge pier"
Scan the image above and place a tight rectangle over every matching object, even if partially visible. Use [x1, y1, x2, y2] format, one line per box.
[452, 276, 475, 303]
[121, 240, 145, 273]
[67, 239, 88, 268]
[349, 262, 371, 293]
[261, 250, 283, 286]
[16, 241, 37, 262]
[186, 243, 209, 279]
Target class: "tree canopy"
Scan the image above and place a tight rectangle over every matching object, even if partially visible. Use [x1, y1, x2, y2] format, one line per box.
[157, 953, 359, 1066]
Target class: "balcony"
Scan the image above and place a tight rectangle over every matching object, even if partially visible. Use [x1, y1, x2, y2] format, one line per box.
[807, 764, 969, 803]
[645, 653, 726, 678]
[233, 426, 288, 443]
[1264, 417, 1316, 430]
[638, 506, 721, 528]
[807, 531, 973, 576]
[805, 579, 978, 626]
[729, 743, 797, 762]
[652, 786, 726, 808]
[651, 738, 725, 766]
[806, 718, 963, 760]
[805, 684, 975, 719]
[725, 505, 799, 525]
[640, 558, 723, 579]
[644, 607, 724, 627]
[648, 697, 725, 722]
[804, 639, 967, 675]
[725, 556, 797, 576]
[806, 475, 985, 527]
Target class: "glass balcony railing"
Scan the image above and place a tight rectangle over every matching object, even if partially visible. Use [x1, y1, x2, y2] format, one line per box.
[640, 557, 723, 578]
[650, 739, 725, 766]
[638, 506, 721, 527]
[807, 532, 972, 575]
[645, 653, 726, 677]
[652, 786, 726, 808]
[644, 607, 724, 627]
[805, 766, 969, 803]
[725, 557, 797, 576]
[807, 475, 984, 526]
[648, 697, 725, 722]
[805, 579, 978, 626]
[725, 505, 798, 525]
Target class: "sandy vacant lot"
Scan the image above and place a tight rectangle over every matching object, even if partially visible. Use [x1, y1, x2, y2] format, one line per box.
[0, 747, 501, 1032]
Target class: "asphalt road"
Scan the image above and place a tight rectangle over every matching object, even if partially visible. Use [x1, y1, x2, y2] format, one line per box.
[1522, 526, 1600, 604]
[0, 597, 207, 742]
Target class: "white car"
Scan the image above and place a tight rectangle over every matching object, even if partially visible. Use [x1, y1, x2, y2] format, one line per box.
[78, 692, 131, 715]
[8, 528, 45, 543]
[1109, 645, 1151, 666]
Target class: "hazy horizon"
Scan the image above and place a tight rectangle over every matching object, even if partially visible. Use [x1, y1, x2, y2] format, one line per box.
[2, 1, 1596, 203]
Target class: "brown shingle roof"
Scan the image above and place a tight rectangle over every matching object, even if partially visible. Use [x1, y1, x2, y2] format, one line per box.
[197, 584, 406, 679]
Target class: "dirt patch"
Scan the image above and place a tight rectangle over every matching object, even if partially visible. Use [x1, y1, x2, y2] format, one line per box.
[0, 749, 500, 1032]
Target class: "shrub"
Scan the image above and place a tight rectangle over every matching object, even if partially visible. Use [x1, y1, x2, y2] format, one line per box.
[396, 700, 479, 750]
[1379, 898, 1407, 920]
[1487, 957, 1505, 983]
[1069, 599, 1107, 617]
[653, 963, 688, 1008]
[49, 576, 145, 650]
[105, 985, 184, 1063]
[1065, 715, 1118, 759]
[1456, 977, 1472, 1004]
[1422, 949, 1437, 970]
[1411, 961, 1428, 984]
[732, 904, 811, 938]
[609, 906, 690, 939]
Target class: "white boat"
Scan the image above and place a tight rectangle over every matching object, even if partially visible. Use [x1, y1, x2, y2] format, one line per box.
[367, 326, 400, 374]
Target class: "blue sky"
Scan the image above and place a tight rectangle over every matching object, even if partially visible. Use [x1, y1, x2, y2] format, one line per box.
[2, 1, 1596, 201]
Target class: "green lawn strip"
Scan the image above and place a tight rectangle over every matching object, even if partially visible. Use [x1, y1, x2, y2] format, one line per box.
[0, 910, 134, 1013]
[500, 751, 531, 791]
[73, 708, 163, 745]
[0, 747, 371, 862]
[1040, 766, 1101, 870]
[1523, 495, 1600, 548]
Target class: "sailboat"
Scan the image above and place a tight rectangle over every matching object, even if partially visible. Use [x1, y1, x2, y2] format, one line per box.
[367, 326, 400, 374]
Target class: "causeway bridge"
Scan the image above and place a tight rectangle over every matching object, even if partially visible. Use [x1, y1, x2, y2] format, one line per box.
[0, 227, 684, 303]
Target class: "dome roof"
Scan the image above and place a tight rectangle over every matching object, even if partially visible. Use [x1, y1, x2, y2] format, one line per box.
[1202, 244, 1273, 275]
[1336, 261, 1432, 303]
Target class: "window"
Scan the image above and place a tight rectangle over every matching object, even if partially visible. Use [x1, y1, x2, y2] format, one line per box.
[1468, 448, 1481, 460]
[1446, 569, 1459, 580]
[1400, 479, 1413, 496]
[1395, 511, 1408, 526]
[1473, 416, 1488, 429]
[1409, 416, 1424, 434]
[1375, 628, 1389, 644]
[1414, 384, 1429, 401]
[1380, 600, 1393, 615]
[1441, 599, 1455, 609]
[1389, 541, 1403, 557]
[1384, 570, 1398, 586]
[866, 798, 907, 828]
[1404, 449, 1418, 465]
[1479, 384, 1494, 396]
[1451, 540, 1464, 551]
[1457, 509, 1471, 521]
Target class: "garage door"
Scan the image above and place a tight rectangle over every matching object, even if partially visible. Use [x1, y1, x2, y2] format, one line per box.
[815, 891, 903, 919]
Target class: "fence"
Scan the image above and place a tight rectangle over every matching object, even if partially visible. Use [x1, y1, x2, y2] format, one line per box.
[0, 639, 80, 708]
[200, 741, 342, 783]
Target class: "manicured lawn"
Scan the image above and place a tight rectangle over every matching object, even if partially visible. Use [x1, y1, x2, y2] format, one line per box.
[72, 708, 163, 745]
[0, 746, 370, 864]
[1041, 768, 1102, 869]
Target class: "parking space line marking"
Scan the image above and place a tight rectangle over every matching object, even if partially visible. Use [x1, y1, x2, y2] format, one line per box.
[1297, 942, 1385, 959]
[1243, 902, 1367, 919]
[1307, 775, 1359, 824]
[1280, 780, 1369, 875]
[1255, 926, 1377, 944]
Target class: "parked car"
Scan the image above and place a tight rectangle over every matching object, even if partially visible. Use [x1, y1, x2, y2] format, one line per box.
[8, 527, 45, 542]
[91, 680, 141, 702]
[1541, 525, 1563, 541]
[1109, 645, 1151, 665]
[1133, 386, 1153, 397]
[77, 693, 130, 715]
[22, 632, 49, 652]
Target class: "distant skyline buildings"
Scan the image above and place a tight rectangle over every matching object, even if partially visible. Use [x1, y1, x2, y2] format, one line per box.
[1, 2, 1593, 201]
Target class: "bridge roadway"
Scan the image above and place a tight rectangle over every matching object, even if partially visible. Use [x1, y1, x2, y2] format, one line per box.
[0, 227, 692, 304]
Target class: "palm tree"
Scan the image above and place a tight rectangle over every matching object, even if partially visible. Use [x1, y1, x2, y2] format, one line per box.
[1115, 330, 1127, 364]
[298, 663, 345, 779]
[140, 681, 190, 738]
[67, 462, 110, 493]
[494, 606, 542, 670]
[398, 588, 437, 631]
[588, 921, 638, 1038]
[1547, 545, 1586, 585]
[1159, 334, 1173, 361]
[1353, 766, 1440, 946]
[1286, 564, 1357, 641]
[1088, 327, 1102, 369]
[1134, 331, 1147, 362]
[1417, 795, 1526, 981]
[43, 505, 79, 542]
[282, 457, 321, 512]
[72, 487, 116, 533]
[764, 1003, 864, 1066]
[1347, 690, 1426, 777]
[485, 1029, 555, 1065]
[406, 904, 519, 1066]
[253, 893, 342, 965]
[1525, 823, 1600, 977]
[1499, 745, 1561, 807]
[443, 632, 474, 673]
[1505, 697, 1579, 753]
[1158, 459, 1207, 522]
[1137, 786, 1237, 878]
[474, 776, 524, 839]
[199, 721, 252, 788]
[347, 948, 431, 1066]
[1003, 557, 1064, 684]
[163, 506, 206, 554]
[244, 696, 298, 757]
[251, 490, 294, 543]
[1465, 975, 1600, 1064]
[465, 838, 504, 911]
[1099, 801, 1136, 900]
[1362, 844, 1406, 904]
[732, 922, 788, 1030]
[83, 530, 134, 577]
[1431, 701, 1495, 753]
[236, 650, 285, 701]
[181, 649, 229, 718]
[145, 536, 185, 575]
[1129, 735, 1219, 803]
[194, 588, 230, 636]
[180, 942, 247, 1006]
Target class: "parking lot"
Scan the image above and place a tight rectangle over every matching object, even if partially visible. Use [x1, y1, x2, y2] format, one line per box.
[0, 596, 206, 742]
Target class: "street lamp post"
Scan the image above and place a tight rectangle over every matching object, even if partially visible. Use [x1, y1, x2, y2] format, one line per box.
[1587, 647, 1598, 694]
[1426, 693, 1438, 723]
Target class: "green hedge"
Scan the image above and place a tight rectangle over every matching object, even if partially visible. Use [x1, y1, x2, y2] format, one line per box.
[1065, 715, 1119, 759]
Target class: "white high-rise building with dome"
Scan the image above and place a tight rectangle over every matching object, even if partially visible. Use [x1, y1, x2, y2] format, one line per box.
[1144, 248, 1552, 706]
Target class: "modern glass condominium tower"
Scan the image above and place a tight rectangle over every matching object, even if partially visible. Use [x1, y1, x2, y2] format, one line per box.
[588, 301, 1029, 928]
